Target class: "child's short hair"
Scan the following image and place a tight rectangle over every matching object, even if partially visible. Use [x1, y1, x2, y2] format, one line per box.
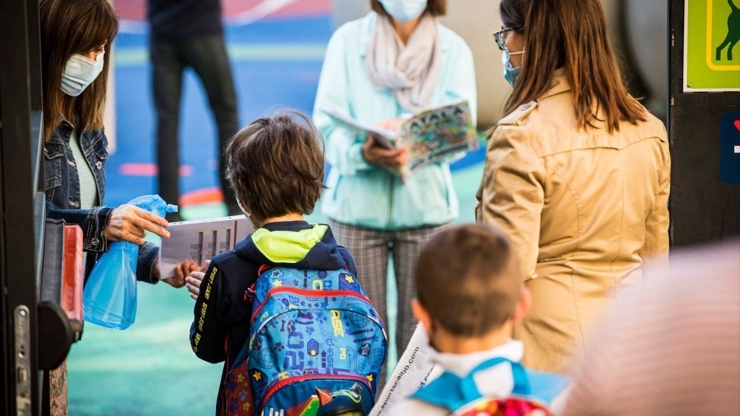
[416, 224, 522, 337]
[225, 111, 325, 221]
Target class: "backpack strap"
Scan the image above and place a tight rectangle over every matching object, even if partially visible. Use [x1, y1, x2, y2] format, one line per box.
[257, 264, 273, 276]
[231, 263, 278, 369]
[522, 369, 571, 405]
[410, 357, 530, 412]
[230, 264, 282, 370]
[231, 329, 256, 372]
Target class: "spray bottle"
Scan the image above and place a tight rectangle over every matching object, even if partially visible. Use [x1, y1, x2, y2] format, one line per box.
[83, 195, 177, 329]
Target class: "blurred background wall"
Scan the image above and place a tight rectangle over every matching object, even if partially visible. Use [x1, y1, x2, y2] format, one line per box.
[331, 0, 668, 128]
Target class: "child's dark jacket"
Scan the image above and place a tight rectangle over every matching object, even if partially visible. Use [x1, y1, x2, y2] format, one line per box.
[189, 221, 357, 413]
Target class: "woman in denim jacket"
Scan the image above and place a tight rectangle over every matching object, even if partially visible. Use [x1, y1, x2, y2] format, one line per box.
[41, 0, 185, 286]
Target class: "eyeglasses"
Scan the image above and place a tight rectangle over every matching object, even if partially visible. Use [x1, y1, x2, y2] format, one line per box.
[492, 26, 513, 51]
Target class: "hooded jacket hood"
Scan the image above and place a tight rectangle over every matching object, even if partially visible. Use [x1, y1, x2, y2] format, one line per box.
[234, 222, 347, 270]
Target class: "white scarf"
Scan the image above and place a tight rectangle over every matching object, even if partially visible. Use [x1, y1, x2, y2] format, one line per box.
[366, 13, 443, 113]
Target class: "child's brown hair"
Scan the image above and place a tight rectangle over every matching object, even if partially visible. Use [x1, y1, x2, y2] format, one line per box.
[225, 111, 325, 223]
[415, 224, 522, 337]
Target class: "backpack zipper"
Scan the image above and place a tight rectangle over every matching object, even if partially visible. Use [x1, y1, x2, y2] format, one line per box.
[259, 373, 371, 409]
[251, 288, 373, 322]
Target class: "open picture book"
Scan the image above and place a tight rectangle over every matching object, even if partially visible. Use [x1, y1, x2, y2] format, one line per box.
[323, 100, 479, 177]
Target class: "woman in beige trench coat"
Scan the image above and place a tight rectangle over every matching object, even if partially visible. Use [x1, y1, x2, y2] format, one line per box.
[476, 0, 671, 373]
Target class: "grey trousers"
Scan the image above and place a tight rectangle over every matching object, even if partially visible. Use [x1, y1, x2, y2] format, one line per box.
[329, 220, 449, 385]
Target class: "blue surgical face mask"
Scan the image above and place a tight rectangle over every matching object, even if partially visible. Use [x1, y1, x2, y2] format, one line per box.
[379, 0, 428, 23]
[502, 48, 525, 87]
[60, 52, 105, 97]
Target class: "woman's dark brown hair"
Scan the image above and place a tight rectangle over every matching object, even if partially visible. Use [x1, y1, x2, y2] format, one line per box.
[371, 0, 447, 18]
[40, 0, 119, 140]
[500, 0, 646, 132]
[225, 111, 326, 224]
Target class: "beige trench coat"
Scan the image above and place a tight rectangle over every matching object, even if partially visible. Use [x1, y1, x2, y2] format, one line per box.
[476, 70, 671, 373]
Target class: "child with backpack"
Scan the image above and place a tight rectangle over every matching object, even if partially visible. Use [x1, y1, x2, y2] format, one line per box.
[387, 224, 570, 416]
[187, 111, 387, 416]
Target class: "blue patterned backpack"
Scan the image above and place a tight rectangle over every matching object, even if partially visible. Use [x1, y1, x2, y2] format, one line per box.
[222, 266, 387, 416]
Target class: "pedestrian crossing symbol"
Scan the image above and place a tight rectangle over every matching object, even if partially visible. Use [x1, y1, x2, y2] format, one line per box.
[684, 0, 740, 91]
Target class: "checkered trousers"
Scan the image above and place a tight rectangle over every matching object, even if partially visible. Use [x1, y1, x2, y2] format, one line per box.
[328, 220, 450, 383]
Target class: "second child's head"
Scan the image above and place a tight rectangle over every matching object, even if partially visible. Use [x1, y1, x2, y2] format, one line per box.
[225, 111, 325, 228]
[412, 224, 530, 354]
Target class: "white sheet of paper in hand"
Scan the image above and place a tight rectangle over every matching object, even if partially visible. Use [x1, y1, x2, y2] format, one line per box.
[159, 216, 254, 279]
[370, 325, 438, 416]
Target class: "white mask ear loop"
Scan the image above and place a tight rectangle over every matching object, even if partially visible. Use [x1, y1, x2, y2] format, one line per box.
[236, 198, 258, 228]
[505, 47, 526, 66]
[236, 199, 250, 217]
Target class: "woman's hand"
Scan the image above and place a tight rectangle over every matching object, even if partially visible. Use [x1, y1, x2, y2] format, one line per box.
[363, 117, 409, 169]
[103, 204, 170, 245]
[186, 260, 210, 300]
[362, 136, 409, 170]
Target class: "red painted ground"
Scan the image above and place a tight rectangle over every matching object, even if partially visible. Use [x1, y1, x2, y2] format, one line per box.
[180, 187, 224, 205]
[118, 163, 194, 177]
[113, 0, 331, 22]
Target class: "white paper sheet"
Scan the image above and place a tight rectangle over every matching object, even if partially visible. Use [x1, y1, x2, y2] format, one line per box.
[370, 325, 438, 416]
[158, 216, 254, 279]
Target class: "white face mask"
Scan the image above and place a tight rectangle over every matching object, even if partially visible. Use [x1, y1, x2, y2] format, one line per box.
[60, 52, 105, 97]
[379, 0, 428, 23]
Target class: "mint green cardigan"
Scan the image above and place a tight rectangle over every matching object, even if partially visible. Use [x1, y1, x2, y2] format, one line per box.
[314, 12, 477, 230]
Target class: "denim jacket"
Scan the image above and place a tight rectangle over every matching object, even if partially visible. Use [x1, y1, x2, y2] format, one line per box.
[44, 121, 159, 283]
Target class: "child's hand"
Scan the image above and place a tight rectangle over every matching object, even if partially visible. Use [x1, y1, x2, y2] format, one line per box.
[162, 261, 199, 288]
[186, 260, 210, 300]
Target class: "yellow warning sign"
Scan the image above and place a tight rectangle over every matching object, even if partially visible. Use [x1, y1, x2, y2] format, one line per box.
[684, 0, 740, 91]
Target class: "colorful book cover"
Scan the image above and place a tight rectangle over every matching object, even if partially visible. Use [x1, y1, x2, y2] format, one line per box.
[397, 100, 478, 174]
[323, 100, 478, 177]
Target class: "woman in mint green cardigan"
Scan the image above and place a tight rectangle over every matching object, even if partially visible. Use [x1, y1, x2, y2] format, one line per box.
[313, 0, 476, 374]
